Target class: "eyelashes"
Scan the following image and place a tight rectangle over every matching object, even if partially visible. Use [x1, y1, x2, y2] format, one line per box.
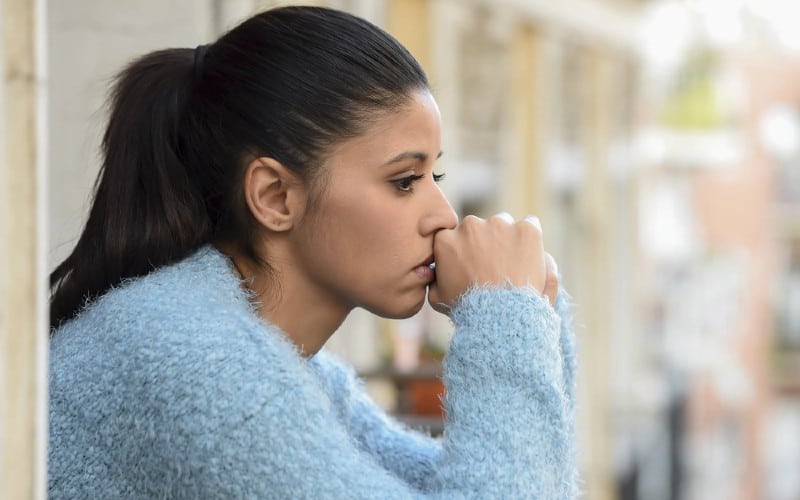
[393, 172, 446, 193]
[393, 174, 424, 192]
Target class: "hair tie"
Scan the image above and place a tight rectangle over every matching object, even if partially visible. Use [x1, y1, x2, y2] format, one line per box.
[193, 44, 211, 80]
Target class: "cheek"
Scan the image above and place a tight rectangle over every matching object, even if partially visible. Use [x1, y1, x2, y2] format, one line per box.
[315, 188, 407, 272]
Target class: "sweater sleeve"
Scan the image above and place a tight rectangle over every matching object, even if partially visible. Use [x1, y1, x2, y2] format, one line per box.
[307, 287, 580, 497]
[555, 289, 578, 417]
[308, 350, 442, 489]
[423, 287, 577, 497]
[190, 289, 575, 498]
[282, 286, 576, 498]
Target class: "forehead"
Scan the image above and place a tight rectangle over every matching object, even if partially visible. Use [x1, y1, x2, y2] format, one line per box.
[325, 91, 442, 168]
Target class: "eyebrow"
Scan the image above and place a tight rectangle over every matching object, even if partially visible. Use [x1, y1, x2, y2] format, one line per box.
[383, 150, 444, 166]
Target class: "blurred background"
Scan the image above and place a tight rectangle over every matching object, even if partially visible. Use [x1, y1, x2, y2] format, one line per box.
[2, 0, 799, 498]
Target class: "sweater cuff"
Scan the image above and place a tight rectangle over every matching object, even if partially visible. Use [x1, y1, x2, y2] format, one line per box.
[447, 286, 562, 384]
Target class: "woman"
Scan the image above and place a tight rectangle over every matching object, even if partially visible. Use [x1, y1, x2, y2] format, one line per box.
[48, 6, 578, 498]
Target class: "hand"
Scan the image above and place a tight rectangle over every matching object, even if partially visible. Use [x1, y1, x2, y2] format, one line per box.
[427, 213, 558, 314]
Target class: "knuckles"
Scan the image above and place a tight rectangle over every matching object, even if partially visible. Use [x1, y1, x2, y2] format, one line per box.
[430, 212, 552, 311]
[517, 220, 543, 243]
[460, 214, 483, 229]
[448, 212, 545, 247]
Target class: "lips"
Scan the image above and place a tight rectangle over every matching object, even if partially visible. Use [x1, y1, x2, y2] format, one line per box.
[414, 255, 436, 282]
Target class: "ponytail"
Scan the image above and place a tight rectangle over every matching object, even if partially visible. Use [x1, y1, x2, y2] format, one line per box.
[49, 49, 210, 329]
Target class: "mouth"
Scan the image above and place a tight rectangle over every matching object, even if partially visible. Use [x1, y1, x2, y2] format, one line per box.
[413, 255, 436, 282]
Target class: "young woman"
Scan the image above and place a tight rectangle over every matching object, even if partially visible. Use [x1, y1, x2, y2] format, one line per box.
[48, 6, 578, 498]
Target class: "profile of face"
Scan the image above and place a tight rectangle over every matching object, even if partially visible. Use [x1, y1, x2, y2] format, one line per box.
[289, 90, 458, 319]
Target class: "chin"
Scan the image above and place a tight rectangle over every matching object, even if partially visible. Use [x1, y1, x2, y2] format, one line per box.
[364, 294, 426, 320]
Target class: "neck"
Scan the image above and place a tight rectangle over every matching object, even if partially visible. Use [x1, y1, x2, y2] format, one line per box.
[218, 242, 351, 357]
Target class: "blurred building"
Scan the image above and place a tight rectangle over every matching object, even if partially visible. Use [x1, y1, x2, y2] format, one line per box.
[633, 3, 800, 499]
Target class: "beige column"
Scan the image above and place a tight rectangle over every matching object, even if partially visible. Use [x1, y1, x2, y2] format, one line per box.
[578, 46, 616, 500]
[387, 0, 432, 74]
[1, 0, 46, 498]
[506, 22, 546, 219]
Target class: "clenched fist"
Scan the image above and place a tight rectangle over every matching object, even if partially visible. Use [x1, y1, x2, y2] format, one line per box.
[427, 213, 559, 314]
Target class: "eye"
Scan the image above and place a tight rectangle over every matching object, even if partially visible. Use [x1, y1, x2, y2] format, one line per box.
[392, 174, 424, 193]
[433, 172, 446, 183]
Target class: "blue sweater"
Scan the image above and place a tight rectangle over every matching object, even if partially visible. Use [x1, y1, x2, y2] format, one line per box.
[49, 245, 578, 498]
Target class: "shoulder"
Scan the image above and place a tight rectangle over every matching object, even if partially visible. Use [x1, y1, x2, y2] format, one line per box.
[49, 245, 306, 412]
[48, 249, 336, 497]
[95, 245, 253, 326]
[53, 246, 256, 346]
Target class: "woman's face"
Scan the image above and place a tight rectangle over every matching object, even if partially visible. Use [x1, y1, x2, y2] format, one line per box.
[292, 90, 458, 319]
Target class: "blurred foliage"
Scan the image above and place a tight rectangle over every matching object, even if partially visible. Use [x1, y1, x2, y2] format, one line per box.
[660, 49, 726, 129]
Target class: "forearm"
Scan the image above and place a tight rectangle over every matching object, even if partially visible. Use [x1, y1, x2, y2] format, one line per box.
[310, 350, 442, 488]
[424, 287, 577, 498]
[307, 286, 578, 498]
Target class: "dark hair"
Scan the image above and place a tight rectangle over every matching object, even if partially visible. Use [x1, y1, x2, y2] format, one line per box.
[49, 6, 429, 329]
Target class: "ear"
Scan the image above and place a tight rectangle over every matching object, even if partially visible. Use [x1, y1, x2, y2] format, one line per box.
[243, 157, 307, 232]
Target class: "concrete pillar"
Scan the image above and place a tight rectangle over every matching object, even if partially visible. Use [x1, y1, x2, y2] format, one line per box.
[1, 0, 47, 497]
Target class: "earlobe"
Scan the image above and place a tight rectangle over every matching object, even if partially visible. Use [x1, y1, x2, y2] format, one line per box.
[243, 157, 306, 232]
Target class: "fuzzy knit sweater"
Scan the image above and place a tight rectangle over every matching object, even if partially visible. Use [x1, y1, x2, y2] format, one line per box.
[49, 245, 578, 498]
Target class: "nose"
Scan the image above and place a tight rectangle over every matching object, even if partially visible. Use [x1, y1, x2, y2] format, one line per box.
[419, 183, 458, 236]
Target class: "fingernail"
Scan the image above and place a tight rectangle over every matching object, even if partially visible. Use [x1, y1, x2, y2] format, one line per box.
[496, 212, 514, 224]
[525, 215, 542, 230]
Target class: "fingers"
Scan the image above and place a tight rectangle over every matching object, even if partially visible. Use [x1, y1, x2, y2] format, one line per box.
[523, 215, 542, 231]
[491, 213, 556, 306]
[495, 211, 514, 224]
[428, 211, 557, 315]
[543, 253, 559, 306]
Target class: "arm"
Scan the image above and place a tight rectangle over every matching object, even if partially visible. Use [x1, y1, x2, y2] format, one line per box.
[425, 287, 577, 498]
[555, 288, 580, 492]
[110, 287, 576, 498]
[309, 288, 578, 494]
[309, 351, 442, 489]
[555, 289, 578, 416]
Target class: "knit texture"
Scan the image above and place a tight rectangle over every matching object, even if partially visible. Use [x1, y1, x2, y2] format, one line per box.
[49, 245, 578, 498]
